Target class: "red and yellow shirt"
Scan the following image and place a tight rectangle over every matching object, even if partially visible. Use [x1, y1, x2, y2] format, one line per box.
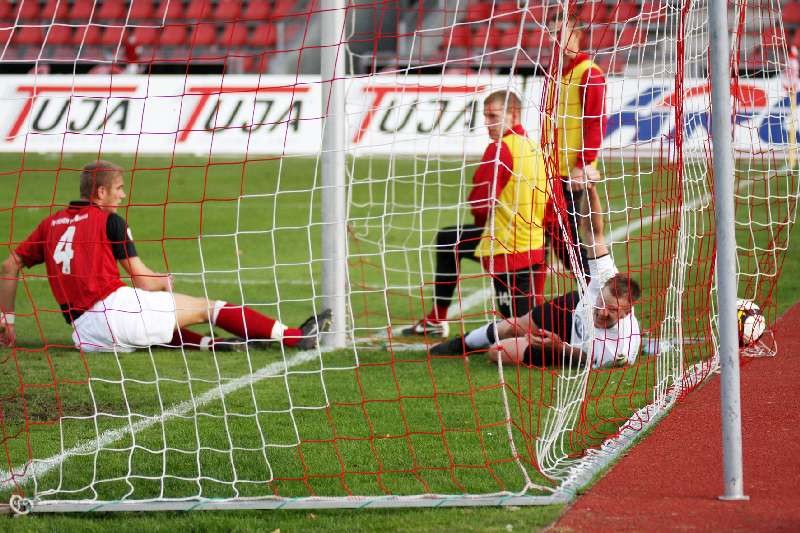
[469, 125, 549, 273]
[542, 53, 608, 177]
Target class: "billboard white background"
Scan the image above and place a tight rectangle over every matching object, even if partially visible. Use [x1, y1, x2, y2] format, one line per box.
[0, 75, 795, 156]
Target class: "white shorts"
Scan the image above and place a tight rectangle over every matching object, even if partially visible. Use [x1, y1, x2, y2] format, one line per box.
[71, 286, 177, 352]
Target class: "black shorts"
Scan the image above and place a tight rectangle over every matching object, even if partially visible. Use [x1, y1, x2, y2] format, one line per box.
[523, 291, 580, 366]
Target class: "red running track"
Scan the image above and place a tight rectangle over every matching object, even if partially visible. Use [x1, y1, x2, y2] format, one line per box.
[553, 302, 800, 532]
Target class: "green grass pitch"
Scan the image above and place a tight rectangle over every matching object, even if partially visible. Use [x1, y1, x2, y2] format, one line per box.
[1, 152, 798, 530]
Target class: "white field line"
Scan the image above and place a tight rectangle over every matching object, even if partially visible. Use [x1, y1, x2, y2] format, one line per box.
[0, 190, 728, 492]
[0, 348, 322, 491]
[22, 275, 311, 287]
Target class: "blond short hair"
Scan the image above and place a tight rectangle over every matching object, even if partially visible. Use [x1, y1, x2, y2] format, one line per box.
[483, 90, 522, 115]
[80, 160, 123, 200]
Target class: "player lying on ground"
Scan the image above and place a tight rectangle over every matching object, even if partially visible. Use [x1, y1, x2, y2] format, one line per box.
[429, 186, 641, 369]
[401, 90, 550, 338]
[0, 160, 330, 352]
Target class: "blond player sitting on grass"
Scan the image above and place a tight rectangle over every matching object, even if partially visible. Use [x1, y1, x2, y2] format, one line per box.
[429, 186, 641, 369]
[0, 160, 330, 352]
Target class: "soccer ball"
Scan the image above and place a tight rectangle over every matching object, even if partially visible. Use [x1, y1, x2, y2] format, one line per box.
[736, 299, 766, 347]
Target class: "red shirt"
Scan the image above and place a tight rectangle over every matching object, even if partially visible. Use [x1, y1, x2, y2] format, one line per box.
[14, 202, 133, 321]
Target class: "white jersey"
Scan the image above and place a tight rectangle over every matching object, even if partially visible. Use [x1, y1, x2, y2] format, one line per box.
[570, 255, 640, 368]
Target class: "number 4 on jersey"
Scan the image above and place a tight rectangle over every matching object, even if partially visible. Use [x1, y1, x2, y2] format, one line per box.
[53, 226, 76, 274]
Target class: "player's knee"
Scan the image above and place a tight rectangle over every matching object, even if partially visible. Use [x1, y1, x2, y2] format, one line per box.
[173, 293, 213, 325]
[487, 345, 501, 363]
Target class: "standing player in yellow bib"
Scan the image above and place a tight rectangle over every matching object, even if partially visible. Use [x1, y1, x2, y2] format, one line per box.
[542, 17, 608, 278]
[401, 90, 550, 337]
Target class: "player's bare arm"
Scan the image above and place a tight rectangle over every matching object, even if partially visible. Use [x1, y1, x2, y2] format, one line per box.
[119, 256, 173, 292]
[0, 253, 22, 346]
[583, 185, 608, 259]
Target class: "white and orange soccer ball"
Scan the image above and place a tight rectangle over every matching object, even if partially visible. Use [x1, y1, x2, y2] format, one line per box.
[736, 299, 766, 347]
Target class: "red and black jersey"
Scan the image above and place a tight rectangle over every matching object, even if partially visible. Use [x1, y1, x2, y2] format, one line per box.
[14, 201, 138, 322]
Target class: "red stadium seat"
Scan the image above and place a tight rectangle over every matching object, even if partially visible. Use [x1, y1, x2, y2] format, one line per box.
[249, 23, 276, 48]
[67, 0, 96, 22]
[74, 25, 103, 45]
[575, 1, 609, 24]
[587, 23, 616, 50]
[101, 26, 127, 47]
[243, 52, 270, 73]
[609, 2, 640, 24]
[640, 1, 667, 24]
[447, 25, 473, 49]
[12, 0, 40, 22]
[483, 26, 501, 49]
[221, 22, 249, 47]
[42, 0, 71, 22]
[98, 2, 127, 22]
[243, 0, 271, 21]
[271, 0, 299, 20]
[186, 0, 213, 20]
[159, 24, 188, 46]
[131, 26, 159, 46]
[0, 2, 12, 20]
[13, 26, 44, 46]
[524, 27, 550, 50]
[214, 0, 241, 21]
[464, 3, 492, 22]
[525, 1, 559, 25]
[784, 2, 800, 25]
[498, 30, 524, 49]
[156, 0, 185, 22]
[473, 25, 490, 48]
[45, 24, 74, 45]
[761, 28, 787, 50]
[494, 1, 523, 25]
[617, 25, 645, 47]
[129, 0, 155, 21]
[189, 23, 217, 46]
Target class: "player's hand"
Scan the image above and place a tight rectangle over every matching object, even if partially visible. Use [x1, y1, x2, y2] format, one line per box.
[0, 322, 16, 347]
[568, 166, 602, 190]
[527, 329, 561, 351]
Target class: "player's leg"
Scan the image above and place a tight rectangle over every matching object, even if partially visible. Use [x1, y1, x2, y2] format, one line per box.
[163, 327, 245, 352]
[430, 296, 540, 357]
[488, 337, 530, 365]
[173, 293, 330, 350]
[402, 224, 482, 337]
[432, 224, 482, 313]
[549, 182, 590, 279]
[492, 266, 542, 321]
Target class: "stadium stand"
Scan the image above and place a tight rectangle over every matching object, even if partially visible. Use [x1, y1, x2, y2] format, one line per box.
[0, 0, 793, 76]
[0, 0, 307, 74]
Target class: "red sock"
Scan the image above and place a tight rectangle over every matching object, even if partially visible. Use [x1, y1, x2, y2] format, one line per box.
[426, 304, 449, 323]
[168, 328, 204, 348]
[281, 327, 303, 347]
[213, 303, 302, 347]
